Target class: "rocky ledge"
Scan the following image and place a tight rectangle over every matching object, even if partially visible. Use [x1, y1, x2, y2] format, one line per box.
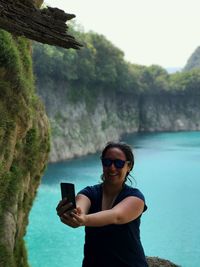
[147, 257, 180, 267]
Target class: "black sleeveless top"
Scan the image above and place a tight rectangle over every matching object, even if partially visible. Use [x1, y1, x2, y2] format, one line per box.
[78, 184, 148, 267]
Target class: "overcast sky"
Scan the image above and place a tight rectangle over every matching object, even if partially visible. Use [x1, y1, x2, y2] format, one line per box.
[45, 0, 200, 69]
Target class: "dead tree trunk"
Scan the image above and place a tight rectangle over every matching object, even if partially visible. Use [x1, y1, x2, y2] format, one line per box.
[0, 0, 82, 49]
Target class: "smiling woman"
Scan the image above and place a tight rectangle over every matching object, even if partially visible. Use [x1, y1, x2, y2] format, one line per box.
[56, 141, 148, 267]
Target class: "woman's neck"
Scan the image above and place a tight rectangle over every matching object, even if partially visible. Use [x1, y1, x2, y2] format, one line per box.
[101, 182, 124, 210]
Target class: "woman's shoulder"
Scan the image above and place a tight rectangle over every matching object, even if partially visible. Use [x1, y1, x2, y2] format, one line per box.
[78, 183, 102, 197]
[123, 184, 146, 201]
[123, 184, 147, 211]
[81, 183, 102, 191]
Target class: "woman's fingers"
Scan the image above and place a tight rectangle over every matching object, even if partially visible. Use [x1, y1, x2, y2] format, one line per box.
[60, 213, 81, 228]
[70, 212, 84, 226]
[57, 203, 84, 227]
[76, 206, 82, 215]
[60, 216, 77, 227]
[71, 212, 79, 220]
[56, 201, 73, 217]
[62, 212, 78, 223]
[56, 198, 68, 211]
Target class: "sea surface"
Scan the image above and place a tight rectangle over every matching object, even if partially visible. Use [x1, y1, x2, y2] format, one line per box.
[25, 131, 200, 267]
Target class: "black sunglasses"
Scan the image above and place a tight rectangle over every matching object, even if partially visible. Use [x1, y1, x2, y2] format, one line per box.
[101, 158, 129, 169]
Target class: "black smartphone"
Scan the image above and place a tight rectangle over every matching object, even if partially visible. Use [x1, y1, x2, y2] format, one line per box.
[60, 182, 76, 209]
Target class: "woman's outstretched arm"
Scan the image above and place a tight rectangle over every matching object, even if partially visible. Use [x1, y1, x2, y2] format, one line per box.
[71, 196, 144, 227]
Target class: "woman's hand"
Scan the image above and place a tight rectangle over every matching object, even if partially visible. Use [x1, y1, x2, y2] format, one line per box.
[56, 198, 77, 228]
[56, 198, 73, 217]
[70, 207, 88, 226]
[56, 194, 92, 228]
[60, 209, 81, 228]
[56, 199, 85, 228]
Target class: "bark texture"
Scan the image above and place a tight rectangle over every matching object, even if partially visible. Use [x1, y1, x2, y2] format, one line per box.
[0, 0, 82, 49]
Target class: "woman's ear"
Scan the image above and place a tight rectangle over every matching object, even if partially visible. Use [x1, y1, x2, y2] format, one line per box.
[128, 162, 133, 172]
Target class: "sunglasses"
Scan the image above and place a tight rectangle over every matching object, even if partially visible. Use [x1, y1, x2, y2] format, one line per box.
[101, 158, 129, 169]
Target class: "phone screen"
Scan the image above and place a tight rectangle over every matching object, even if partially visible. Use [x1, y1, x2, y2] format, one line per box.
[60, 183, 76, 209]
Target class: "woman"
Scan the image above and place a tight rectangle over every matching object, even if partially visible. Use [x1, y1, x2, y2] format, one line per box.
[56, 142, 148, 267]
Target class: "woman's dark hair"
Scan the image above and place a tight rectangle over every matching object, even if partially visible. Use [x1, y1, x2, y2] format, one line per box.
[101, 141, 134, 183]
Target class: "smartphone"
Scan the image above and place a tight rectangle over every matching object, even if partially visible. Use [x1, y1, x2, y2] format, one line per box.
[60, 182, 76, 209]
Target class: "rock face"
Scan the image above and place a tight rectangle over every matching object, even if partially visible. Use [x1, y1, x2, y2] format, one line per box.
[0, 1, 50, 267]
[147, 257, 180, 267]
[183, 46, 200, 71]
[37, 80, 200, 162]
[47, 92, 140, 162]
[139, 94, 200, 131]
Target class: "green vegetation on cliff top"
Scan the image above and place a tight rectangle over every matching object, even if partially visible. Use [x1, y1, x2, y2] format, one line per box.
[33, 24, 200, 101]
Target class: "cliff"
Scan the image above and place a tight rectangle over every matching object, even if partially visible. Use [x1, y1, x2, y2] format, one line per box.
[139, 93, 200, 131]
[42, 89, 140, 162]
[0, 0, 51, 264]
[37, 79, 200, 162]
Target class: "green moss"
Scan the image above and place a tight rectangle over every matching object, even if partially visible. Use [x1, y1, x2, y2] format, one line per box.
[0, 30, 34, 97]
[0, 165, 11, 213]
[0, 111, 16, 162]
[7, 165, 22, 202]
[40, 136, 51, 154]
[16, 38, 33, 78]
[0, 244, 15, 267]
[24, 128, 38, 170]
[14, 239, 29, 267]
[0, 80, 11, 96]
[0, 30, 21, 71]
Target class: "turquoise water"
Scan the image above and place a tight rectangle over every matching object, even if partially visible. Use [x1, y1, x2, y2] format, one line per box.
[25, 131, 200, 267]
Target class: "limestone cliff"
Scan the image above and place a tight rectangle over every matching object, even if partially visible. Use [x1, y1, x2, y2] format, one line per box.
[44, 91, 140, 162]
[139, 93, 200, 131]
[0, 13, 50, 267]
[37, 79, 200, 162]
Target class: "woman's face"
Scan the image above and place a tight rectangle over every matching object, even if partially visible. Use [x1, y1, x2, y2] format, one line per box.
[102, 147, 131, 186]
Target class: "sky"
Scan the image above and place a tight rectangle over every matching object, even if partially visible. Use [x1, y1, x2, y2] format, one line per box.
[45, 0, 200, 70]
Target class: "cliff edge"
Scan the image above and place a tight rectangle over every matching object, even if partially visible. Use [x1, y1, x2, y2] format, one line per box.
[0, 1, 50, 266]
